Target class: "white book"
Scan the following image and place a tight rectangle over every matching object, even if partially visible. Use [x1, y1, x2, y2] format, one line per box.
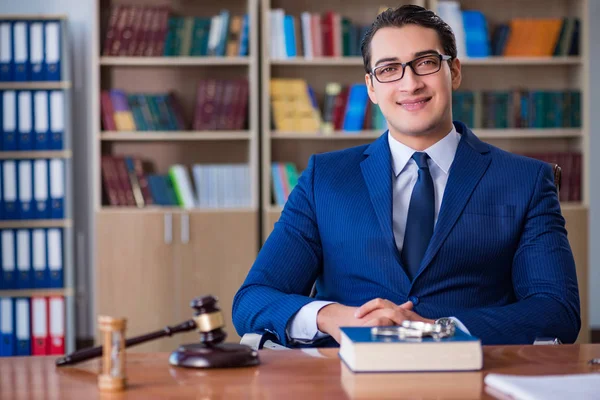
[300, 13, 313, 59]
[169, 165, 196, 209]
[484, 373, 600, 400]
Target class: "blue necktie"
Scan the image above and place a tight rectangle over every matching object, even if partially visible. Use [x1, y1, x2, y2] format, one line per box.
[402, 152, 435, 281]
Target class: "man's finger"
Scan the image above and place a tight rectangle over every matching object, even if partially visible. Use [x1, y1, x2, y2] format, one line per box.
[361, 316, 395, 327]
[354, 298, 395, 318]
[398, 301, 413, 310]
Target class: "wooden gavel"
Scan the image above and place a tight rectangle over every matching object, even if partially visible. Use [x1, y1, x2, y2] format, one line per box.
[55, 295, 255, 368]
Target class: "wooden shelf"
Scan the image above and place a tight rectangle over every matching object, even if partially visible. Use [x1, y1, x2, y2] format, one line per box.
[0, 81, 71, 90]
[0, 287, 74, 298]
[269, 56, 582, 66]
[100, 56, 251, 66]
[100, 131, 251, 141]
[99, 207, 257, 214]
[0, 219, 73, 229]
[0, 14, 67, 20]
[0, 150, 72, 159]
[271, 129, 582, 140]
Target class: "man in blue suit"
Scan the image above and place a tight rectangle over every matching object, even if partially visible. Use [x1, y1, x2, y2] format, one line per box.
[232, 5, 580, 347]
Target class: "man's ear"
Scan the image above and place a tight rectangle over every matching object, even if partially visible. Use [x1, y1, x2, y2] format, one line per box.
[450, 58, 462, 90]
[365, 73, 378, 104]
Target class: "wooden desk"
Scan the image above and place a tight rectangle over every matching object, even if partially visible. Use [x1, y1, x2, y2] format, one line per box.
[1, 344, 599, 399]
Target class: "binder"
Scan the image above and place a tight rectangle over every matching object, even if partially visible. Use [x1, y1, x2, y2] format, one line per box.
[33, 159, 49, 218]
[14, 297, 31, 356]
[2, 160, 18, 219]
[47, 228, 63, 288]
[17, 90, 33, 150]
[0, 230, 16, 290]
[16, 229, 32, 289]
[29, 21, 45, 81]
[49, 91, 64, 149]
[0, 298, 15, 357]
[2, 91, 17, 150]
[13, 21, 29, 81]
[49, 159, 64, 218]
[48, 296, 64, 355]
[18, 160, 34, 220]
[34, 91, 49, 150]
[0, 161, 3, 220]
[31, 229, 48, 288]
[44, 21, 61, 81]
[0, 21, 13, 81]
[31, 297, 49, 355]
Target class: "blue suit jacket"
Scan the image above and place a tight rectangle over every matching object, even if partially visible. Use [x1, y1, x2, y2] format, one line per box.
[232, 121, 581, 346]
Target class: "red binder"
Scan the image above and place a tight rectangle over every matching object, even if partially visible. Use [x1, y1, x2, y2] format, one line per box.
[48, 296, 65, 355]
[31, 297, 49, 356]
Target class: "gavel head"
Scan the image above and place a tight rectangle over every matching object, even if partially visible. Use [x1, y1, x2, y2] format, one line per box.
[190, 295, 227, 345]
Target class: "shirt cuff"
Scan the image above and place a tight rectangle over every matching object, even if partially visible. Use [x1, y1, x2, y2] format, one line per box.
[286, 301, 336, 343]
[449, 316, 471, 335]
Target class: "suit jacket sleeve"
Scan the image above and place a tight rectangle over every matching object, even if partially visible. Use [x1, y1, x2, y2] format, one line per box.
[453, 162, 581, 344]
[232, 155, 323, 346]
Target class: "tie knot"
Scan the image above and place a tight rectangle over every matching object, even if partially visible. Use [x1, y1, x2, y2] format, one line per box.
[412, 152, 430, 169]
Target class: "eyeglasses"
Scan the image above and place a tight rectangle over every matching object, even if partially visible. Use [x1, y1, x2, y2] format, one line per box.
[371, 53, 452, 83]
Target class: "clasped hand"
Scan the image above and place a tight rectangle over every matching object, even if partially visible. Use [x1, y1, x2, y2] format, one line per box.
[316, 298, 435, 343]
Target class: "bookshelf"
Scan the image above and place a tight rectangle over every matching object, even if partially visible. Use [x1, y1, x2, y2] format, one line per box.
[0, 15, 74, 356]
[92, 0, 259, 351]
[260, 0, 590, 343]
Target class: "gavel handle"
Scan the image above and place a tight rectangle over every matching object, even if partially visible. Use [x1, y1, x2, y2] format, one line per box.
[55, 319, 197, 367]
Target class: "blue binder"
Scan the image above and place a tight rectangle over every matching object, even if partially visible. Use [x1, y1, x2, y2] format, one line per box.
[17, 90, 34, 151]
[0, 298, 15, 357]
[0, 161, 3, 220]
[29, 21, 45, 81]
[16, 229, 33, 289]
[2, 160, 18, 220]
[18, 160, 35, 220]
[48, 91, 64, 149]
[44, 21, 61, 81]
[47, 228, 63, 288]
[342, 84, 369, 132]
[32, 229, 49, 289]
[49, 159, 64, 218]
[33, 90, 50, 150]
[2, 91, 18, 151]
[33, 159, 49, 219]
[14, 297, 31, 356]
[12, 21, 29, 82]
[1, 230, 16, 290]
[0, 21, 14, 81]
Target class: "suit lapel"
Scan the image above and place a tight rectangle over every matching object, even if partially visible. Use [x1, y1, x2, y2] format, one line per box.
[360, 133, 404, 268]
[413, 123, 492, 281]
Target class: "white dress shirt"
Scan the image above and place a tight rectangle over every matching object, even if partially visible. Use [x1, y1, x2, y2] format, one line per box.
[286, 126, 470, 343]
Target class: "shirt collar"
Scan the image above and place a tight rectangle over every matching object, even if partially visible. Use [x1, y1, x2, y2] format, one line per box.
[388, 125, 461, 177]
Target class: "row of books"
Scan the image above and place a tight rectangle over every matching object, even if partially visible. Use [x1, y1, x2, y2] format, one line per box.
[452, 90, 581, 129]
[101, 90, 185, 132]
[271, 162, 300, 206]
[0, 296, 65, 357]
[268, 10, 369, 59]
[270, 79, 387, 133]
[437, 2, 580, 58]
[0, 159, 66, 220]
[524, 152, 581, 203]
[103, 5, 249, 57]
[1, 90, 65, 151]
[101, 79, 249, 132]
[1, 228, 64, 290]
[101, 155, 252, 208]
[0, 19, 62, 82]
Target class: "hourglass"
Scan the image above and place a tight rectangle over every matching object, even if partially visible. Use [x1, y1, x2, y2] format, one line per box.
[97, 316, 127, 392]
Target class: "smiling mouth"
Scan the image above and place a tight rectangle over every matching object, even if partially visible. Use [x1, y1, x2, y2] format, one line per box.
[397, 97, 431, 106]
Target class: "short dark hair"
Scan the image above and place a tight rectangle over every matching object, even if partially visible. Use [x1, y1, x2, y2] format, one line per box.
[361, 5, 457, 74]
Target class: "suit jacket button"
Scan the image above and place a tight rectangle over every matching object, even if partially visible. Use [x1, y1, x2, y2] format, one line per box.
[408, 296, 420, 305]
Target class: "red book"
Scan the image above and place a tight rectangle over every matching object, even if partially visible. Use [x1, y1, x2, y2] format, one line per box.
[100, 90, 117, 131]
[48, 297, 65, 355]
[321, 12, 335, 57]
[31, 297, 49, 356]
[103, 5, 122, 56]
[333, 87, 349, 130]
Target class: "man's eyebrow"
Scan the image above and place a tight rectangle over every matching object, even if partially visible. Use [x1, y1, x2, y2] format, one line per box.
[374, 50, 440, 68]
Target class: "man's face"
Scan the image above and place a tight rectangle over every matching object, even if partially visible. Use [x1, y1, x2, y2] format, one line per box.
[365, 24, 461, 138]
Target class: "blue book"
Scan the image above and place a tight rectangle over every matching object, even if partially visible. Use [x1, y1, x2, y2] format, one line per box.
[0, 298, 15, 356]
[462, 11, 490, 58]
[284, 15, 296, 57]
[342, 84, 369, 132]
[12, 21, 29, 82]
[339, 326, 482, 372]
[13, 297, 31, 356]
[0, 21, 14, 81]
[44, 21, 61, 81]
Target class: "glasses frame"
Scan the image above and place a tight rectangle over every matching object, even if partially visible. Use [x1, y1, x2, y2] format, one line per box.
[370, 53, 453, 84]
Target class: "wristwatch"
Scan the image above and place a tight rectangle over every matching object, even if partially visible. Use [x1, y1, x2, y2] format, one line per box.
[435, 317, 456, 337]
